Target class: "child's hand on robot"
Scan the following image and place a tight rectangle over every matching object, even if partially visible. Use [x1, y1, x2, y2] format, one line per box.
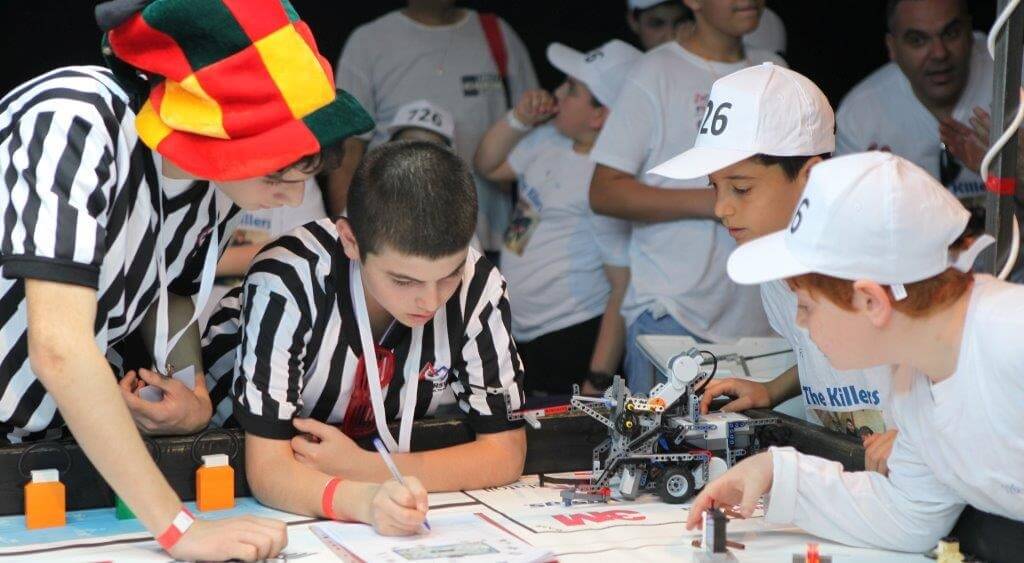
[699, 378, 772, 414]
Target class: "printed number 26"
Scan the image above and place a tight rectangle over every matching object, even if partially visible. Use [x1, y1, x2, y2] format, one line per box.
[699, 101, 731, 136]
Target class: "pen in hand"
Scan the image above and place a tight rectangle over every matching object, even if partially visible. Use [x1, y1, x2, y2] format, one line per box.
[372, 438, 431, 531]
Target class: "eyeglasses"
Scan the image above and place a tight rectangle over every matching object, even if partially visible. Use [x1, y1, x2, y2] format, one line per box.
[939, 143, 962, 187]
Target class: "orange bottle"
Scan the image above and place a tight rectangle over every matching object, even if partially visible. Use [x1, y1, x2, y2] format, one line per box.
[196, 454, 234, 511]
[25, 469, 65, 529]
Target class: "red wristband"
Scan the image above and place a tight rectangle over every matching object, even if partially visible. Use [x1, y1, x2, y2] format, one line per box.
[156, 507, 195, 553]
[322, 477, 343, 521]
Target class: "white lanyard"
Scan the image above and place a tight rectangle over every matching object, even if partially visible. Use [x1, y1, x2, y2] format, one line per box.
[425, 309, 451, 413]
[349, 260, 422, 453]
[151, 186, 221, 374]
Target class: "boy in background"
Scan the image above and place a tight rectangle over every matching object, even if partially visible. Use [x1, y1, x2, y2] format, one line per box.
[590, 0, 784, 393]
[626, 0, 691, 50]
[651, 63, 897, 474]
[475, 40, 643, 394]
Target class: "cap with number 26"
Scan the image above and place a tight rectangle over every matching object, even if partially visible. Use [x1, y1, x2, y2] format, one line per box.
[648, 62, 834, 180]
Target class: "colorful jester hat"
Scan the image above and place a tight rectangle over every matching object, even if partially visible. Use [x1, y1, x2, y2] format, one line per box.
[96, 0, 374, 181]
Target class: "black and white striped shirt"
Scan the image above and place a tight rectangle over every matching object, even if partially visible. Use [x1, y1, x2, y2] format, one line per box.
[202, 219, 525, 440]
[0, 66, 240, 443]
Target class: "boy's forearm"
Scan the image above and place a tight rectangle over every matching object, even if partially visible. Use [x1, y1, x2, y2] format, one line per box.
[764, 365, 801, 407]
[589, 265, 630, 374]
[245, 435, 376, 522]
[26, 281, 182, 536]
[590, 304, 626, 375]
[589, 165, 717, 222]
[474, 118, 527, 180]
[767, 447, 963, 552]
[216, 244, 261, 277]
[345, 428, 527, 491]
[42, 350, 184, 533]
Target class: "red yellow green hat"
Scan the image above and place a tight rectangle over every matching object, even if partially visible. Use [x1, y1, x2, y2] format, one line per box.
[99, 0, 374, 181]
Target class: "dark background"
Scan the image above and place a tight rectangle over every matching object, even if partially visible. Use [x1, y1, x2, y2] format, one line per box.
[0, 1, 998, 108]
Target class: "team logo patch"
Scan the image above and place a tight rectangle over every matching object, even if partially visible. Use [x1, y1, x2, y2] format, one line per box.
[462, 73, 504, 96]
[421, 363, 451, 393]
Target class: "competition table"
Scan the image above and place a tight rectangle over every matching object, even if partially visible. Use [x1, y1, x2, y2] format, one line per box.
[0, 336, 932, 561]
[0, 409, 917, 562]
[0, 478, 930, 562]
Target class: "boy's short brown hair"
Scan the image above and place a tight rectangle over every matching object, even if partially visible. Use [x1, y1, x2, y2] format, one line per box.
[751, 153, 831, 181]
[347, 140, 477, 260]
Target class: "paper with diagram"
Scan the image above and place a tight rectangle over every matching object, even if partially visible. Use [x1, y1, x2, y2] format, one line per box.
[313, 512, 553, 563]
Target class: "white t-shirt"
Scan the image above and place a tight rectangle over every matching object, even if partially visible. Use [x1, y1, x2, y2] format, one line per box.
[591, 214, 630, 268]
[761, 281, 893, 433]
[836, 33, 991, 207]
[744, 7, 786, 55]
[590, 41, 782, 342]
[500, 125, 611, 342]
[200, 179, 327, 328]
[336, 9, 539, 251]
[766, 276, 1024, 551]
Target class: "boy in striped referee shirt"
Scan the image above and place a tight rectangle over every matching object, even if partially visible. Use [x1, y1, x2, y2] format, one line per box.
[0, 0, 431, 559]
[202, 140, 527, 514]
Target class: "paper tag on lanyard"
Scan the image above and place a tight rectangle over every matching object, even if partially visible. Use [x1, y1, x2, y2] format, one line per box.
[350, 260, 421, 453]
[151, 192, 221, 378]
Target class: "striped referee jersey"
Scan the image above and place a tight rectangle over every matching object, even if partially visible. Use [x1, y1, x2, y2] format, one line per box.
[0, 66, 241, 443]
[202, 218, 526, 439]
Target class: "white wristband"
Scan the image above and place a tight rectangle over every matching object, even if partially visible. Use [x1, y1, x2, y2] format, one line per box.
[505, 110, 533, 132]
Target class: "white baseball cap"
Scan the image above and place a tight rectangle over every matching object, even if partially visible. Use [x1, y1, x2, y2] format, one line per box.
[628, 0, 670, 10]
[727, 152, 979, 294]
[649, 62, 834, 180]
[546, 40, 643, 107]
[387, 100, 455, 145]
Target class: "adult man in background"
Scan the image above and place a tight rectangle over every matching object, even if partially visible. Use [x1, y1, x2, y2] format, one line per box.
[836, 0, 989, 208]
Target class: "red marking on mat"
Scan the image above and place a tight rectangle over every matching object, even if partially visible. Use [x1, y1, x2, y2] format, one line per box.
[552, 509, 644, 527]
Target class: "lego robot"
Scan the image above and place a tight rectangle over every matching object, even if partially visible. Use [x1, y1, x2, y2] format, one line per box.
[559, 348, 780, 505]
